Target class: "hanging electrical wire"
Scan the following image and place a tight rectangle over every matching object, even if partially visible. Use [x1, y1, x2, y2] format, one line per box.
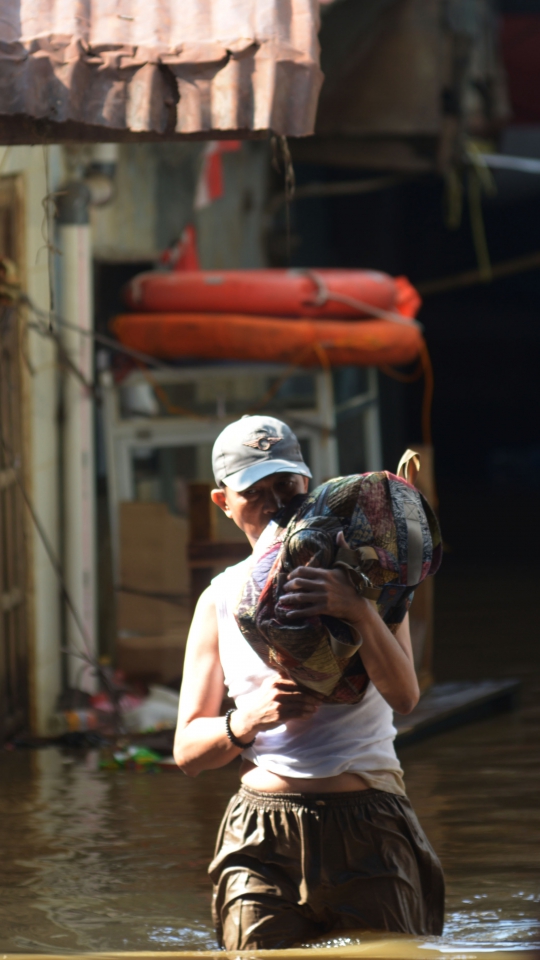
[271, 135, 296, 263]
[0, 413, 126, 732]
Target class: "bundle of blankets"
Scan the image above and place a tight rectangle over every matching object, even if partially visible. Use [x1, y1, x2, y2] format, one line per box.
[235, 468, 442, 705]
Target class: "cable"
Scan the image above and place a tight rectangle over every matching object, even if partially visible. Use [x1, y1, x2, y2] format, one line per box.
[271, 135, 296, 263]
[246, 342, 330, 416]
[379, 358, 423, 384]
[0, 425, 125, 730]
[0, 433, 91, 658]
[22, 295, 172, 372]
[26, 320, 97, 395]
[298, 269, 423, 330]
[139, 366, 208, 419]
[25, 295, 334, 425]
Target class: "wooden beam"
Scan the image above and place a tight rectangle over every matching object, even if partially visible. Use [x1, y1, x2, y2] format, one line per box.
[0, 466, 16, 489]
[417, 250, 540, 297]
[0, 115, 269, 146]
[1, 587, 23, 612]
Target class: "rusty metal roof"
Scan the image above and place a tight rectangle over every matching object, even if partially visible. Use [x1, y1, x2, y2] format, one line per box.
[0, 0, 323, 142]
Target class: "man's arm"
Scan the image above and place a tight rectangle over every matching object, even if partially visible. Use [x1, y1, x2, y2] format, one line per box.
[281, 564, 420, 715]
[174, 587, 322, 777]
[346, 606, 419, 714]
[174, 587, 241, 776]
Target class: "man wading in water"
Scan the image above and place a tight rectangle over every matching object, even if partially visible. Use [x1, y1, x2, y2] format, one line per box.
[174, 415, 444, 949]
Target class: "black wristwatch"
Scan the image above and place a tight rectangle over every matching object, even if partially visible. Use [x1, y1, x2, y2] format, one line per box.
[225, 708, 256, 749]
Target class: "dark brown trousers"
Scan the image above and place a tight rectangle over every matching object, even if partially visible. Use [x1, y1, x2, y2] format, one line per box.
[209, 786, 444, 950]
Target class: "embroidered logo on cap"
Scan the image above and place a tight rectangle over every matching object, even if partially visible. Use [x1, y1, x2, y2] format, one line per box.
[243, 433, 282, 452]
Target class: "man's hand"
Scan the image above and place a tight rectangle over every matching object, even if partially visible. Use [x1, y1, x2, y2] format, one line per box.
[276, 529, 420, 715]
[174, 588, 324, 776]
[231, 675, 322, 742]
[279, 532, 368, 627]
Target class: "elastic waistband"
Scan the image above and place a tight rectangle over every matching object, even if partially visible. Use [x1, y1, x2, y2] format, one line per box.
[238, 784, 397, 810]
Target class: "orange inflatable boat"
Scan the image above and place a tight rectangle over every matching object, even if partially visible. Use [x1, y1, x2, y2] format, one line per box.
[112, 312, 423, 368]
[124, 269, 420, 321]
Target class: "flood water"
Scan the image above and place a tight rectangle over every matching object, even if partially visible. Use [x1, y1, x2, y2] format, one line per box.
[2, 686, 539, 954]
[2, 495, 540, 956]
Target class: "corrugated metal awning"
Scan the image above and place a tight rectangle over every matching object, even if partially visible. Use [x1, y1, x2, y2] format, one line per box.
[0, 0, 323, 143]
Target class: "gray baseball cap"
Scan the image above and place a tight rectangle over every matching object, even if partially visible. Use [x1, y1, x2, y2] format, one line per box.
[212, 415, 312, 491]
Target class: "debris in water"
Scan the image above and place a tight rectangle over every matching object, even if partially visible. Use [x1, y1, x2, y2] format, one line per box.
[100, 745, 163, 771]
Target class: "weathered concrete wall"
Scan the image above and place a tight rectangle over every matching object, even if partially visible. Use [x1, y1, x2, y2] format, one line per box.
[91, 145, 158, 261]
[195, 143, 269, 269]
[91, 141, 269, 268]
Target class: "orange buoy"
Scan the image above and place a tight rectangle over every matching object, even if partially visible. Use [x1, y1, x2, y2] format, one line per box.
[112, 312, 423, 368]
[124, 269, 420, 321]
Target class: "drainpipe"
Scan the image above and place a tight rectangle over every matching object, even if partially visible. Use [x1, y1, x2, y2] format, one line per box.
[56, 183, 97, 693]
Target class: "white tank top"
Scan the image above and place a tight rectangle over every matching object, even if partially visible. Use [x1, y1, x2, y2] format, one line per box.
[211, 543, 405, 790]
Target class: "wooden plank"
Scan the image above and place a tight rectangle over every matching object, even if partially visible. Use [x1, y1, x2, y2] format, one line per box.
[417, 249, 540, 297]
[0, 116, 268, 145]
[0, 466, 16, 488]
[395, 679, 521, 748]
[1, 586, 23, 611]
[0, 173, 28, 739]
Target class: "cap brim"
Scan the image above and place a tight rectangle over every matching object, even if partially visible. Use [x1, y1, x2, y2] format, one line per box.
[221, 459, 312, 492]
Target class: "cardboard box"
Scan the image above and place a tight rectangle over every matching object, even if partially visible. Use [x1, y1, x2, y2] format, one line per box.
[188, 482, 215, 541]
[188, 481, 250, 544]
[116, 591, 192, 635]
[116, 634, 187, 684]
[119, 501, 190, 595]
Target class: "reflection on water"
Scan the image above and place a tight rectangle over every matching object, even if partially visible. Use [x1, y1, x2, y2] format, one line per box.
[1, 675, 539, 956]
[403, 677, 540, 952]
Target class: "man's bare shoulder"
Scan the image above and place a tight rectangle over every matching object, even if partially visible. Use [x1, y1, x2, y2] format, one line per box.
[177, 586, 225, 731]
[186, 586, 218, 653]
[195, 584, 216, 614]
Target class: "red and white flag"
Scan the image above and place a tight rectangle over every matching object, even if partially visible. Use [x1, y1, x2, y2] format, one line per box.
[159, 224, 201, 271]
[194, 141, 241, 210]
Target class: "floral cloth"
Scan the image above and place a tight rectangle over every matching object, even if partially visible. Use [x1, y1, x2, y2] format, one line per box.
[234, 472, 441, 705]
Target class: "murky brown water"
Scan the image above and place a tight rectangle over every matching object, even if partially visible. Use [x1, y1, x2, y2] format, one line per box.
[2, 523, 540, 956]
[1, 681, 539, 955]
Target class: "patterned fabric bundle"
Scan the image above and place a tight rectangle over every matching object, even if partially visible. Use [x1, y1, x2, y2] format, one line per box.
[234, 471, 442, 705]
